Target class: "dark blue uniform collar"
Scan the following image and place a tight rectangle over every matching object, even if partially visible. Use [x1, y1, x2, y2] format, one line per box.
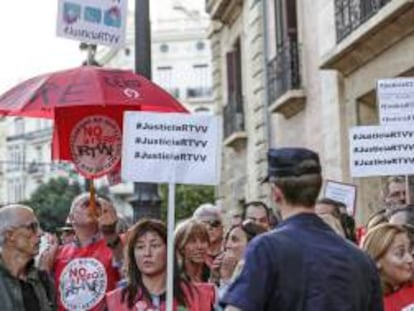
[278, 212, 332, 231]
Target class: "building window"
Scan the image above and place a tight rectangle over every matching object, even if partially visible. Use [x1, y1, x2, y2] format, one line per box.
[160, 43, 169, 53]
[7, 145, 24, 172]
[187, 64, 212, 98]
[14, 117, 24, 136]
[7, 178, 23, 203]
[223, 38, 245, 139]
[265, 0, 301, 104]
[155, 66, 173, 90]
[196, 41, 205, 51]
[36, 145, 42, 161]
[226, 39, 243, 107]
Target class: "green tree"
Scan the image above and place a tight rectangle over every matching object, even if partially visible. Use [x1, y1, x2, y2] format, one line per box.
[159, 184, 215, 222]
[24, 177, 82, 232]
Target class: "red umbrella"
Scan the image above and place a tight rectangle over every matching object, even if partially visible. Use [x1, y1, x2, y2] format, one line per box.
[0, 66, 187, 215]
[0, 65, 187, 178]
[0, 66, 186, 117]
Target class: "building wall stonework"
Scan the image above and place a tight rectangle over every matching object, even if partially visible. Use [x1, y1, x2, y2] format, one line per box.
[340, 32, 414, 223]
[244, 0, 268, 201]
[208, 0, 270, 215]
[318, 1, 414, 224]
[210, 0, 414, 225]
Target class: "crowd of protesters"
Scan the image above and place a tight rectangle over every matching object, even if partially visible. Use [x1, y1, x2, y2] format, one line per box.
[1, 147, 414, 310]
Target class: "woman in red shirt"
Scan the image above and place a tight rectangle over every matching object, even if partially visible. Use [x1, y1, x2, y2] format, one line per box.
[106, 219, 215, 311]
[362, 223, 414, 311]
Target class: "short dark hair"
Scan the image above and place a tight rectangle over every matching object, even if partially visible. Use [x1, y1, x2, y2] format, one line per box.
[242, 201, 270, 221]
[271, 173, 322, 207]
[316, 198, 345, 219]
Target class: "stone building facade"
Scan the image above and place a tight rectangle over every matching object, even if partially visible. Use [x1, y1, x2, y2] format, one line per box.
[207, 0, 414, 224]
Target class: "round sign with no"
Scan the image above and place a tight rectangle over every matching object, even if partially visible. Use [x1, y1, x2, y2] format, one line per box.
[70, 115, 122, 178]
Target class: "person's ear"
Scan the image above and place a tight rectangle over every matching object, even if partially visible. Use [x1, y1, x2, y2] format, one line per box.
[4, 229, 15, 244]
[271, 184, 284, 205]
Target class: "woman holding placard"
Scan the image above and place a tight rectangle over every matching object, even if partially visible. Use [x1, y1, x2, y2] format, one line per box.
[105, 219, 215, 311]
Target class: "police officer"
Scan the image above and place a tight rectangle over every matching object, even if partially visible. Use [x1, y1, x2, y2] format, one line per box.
[221, 147, 383, 311]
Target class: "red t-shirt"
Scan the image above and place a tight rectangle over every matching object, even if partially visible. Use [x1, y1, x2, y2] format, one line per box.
[54, 237, 120, 311]
[105, 282, 215, 311]
[384, 284, 414, 311]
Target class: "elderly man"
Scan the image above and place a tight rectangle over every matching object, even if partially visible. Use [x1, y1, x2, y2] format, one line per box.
[384, 176, 407, 209]
[193, 203, 224, 265]
[0, 204, 56, 311]
[40, 193, 122, 311]
[221, 147, 383, 311]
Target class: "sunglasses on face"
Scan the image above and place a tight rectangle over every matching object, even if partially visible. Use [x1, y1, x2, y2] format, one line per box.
[204, 220, 222, 228]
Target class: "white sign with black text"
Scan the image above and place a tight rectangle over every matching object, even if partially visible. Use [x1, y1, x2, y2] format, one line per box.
[377, 78, 414, 125]
[121, 112, 222, 185]
[324, 180, 357, 216]
[56, 0, 127, 47]
[349, 125, 414, 177]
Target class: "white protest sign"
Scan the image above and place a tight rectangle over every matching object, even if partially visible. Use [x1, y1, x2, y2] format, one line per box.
[324, 180, 357, 216]
[56, 0, 127, 47]
[349, 125, 414, 177]
[121, 112, 222, 185]
[377, 78, 414, 125]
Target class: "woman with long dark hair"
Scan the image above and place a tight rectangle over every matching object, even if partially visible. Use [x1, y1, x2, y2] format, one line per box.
[106, 219, 215, 311]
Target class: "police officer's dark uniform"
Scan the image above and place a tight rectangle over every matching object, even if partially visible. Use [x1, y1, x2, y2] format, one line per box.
[221, 148, 383, 311]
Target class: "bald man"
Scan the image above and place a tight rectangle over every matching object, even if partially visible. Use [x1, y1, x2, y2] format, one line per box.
[39, 193, 122, 311]
[0, 204, 56, 311]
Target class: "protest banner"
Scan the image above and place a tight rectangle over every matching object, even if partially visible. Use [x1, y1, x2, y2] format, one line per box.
[349, 125, 414, 177]
[122, 111, 222, 311]
[377, 78, 414, 125]
[57, 0, 127, 47]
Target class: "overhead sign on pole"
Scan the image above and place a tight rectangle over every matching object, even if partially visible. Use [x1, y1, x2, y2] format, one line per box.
[121, 112, 222, 185]
[349, 125, 414, 177]
[56, 0, 127, 47]
[377, 78, 414, 125]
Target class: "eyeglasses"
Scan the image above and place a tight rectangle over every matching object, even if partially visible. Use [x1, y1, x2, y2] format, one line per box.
[16, 221, 40, 233]
[205, 219, 222, 228]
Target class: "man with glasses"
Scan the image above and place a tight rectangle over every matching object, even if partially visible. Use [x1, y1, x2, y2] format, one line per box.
[39, 193, 122, 311]
[0, 204, 56, 311]
[221, 147, 383, 311]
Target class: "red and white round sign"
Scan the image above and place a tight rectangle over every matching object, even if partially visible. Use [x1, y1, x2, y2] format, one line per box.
[59, 258, 107, 311]
[70, 115, 122, 178]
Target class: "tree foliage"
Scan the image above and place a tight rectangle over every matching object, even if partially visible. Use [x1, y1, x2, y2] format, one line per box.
[159, 184, 215, 222]
[24, 177, 82, 232]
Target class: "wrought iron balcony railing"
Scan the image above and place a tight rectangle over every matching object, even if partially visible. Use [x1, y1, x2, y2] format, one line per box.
[335, 0, 392, 42]
[223, 95, 245, 140]
[267, 40, 301, 106]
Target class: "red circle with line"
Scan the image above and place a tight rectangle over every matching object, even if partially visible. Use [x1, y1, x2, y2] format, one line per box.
[70, 115, 122, 179]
